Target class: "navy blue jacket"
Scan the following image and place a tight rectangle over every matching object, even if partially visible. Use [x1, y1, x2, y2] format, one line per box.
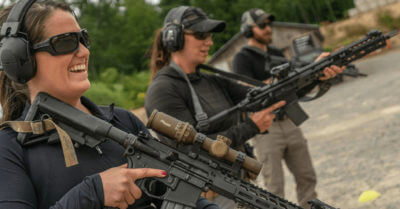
[0, 97, 216, 209]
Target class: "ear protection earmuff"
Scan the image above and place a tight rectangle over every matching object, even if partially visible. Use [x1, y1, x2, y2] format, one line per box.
[161, 6, 189, 52]
[242, 25, 253, 38]
[0, 0, 37, 84]
[240, 10, 255, 38]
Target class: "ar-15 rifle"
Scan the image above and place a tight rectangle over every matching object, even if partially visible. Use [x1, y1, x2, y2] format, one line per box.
[19, 92, 338, 209]
[209, 29, 398, 126]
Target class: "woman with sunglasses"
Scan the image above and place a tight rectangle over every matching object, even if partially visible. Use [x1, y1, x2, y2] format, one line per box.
[0, 1, 217, 209]
[146, 6, 285, 153]
[145, 6, 286, 207]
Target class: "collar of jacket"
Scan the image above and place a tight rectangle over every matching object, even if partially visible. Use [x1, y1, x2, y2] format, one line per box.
[155, 64, 203, 82]
[18, 96, 115, 122]
[243, 45, 270, 58]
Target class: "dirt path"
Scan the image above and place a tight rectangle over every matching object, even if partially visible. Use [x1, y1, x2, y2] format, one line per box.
[282, 48, 400, 208]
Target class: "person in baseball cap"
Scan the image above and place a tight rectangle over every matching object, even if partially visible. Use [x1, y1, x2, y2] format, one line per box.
[240, 8, 275, 42]
[146, 6, 286, 209]
[164, 6, 226, 34]
[148, 6, 226, 71]
[242, 8, 275, 26]
[233, 8, 344, 209]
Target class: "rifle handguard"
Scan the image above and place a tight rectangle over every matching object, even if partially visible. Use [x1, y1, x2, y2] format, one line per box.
[147, 110, 262, 176]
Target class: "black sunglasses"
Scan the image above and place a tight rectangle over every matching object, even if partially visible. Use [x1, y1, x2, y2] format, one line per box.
[33, 29, 90, 56]
[185, 31, 212, 40]
[257, 22, 271, 29]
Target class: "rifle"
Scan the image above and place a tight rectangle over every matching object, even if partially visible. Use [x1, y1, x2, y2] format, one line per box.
[19, 92, 338, 209]
[209, 29, 398, 126]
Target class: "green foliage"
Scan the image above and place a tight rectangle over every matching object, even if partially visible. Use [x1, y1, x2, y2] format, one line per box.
[71, 0, 162, 76]
[323, 46, 333, 52]
[84, 68, 151, 109]
[266, 0, 354, 23]
[377, 11, 400, 30]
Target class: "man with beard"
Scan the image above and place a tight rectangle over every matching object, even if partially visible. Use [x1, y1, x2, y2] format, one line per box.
[232, 8, 343, 209]
[233, 9, 282, 83]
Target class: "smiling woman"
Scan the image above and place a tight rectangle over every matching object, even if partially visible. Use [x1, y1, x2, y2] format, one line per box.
[0, 1, 169, 209]
[29, 9, 91, 108]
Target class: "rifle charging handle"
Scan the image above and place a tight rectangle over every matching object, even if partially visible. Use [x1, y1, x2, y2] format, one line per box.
[147, 110, 262, 176]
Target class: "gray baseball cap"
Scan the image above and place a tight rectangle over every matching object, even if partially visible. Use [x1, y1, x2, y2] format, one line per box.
[164, 6, 226, 33]
[242, 8, 275, 26]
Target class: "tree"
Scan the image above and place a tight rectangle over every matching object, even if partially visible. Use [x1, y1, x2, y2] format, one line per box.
[72, 0, 161, 76]
[266, 0, 354, 23]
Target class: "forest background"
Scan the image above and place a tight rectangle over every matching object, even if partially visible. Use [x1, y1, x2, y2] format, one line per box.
[0, 0, 378, 109]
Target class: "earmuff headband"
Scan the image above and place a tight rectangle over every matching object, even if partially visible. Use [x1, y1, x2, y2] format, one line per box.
[163, 6, 189, 28]
[1, 0, 36, 37]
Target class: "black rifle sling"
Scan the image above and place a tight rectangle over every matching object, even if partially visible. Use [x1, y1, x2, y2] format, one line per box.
[198, 64, 264, 87]
[169, 62, 210, 132]
[243, 45, 288, 74]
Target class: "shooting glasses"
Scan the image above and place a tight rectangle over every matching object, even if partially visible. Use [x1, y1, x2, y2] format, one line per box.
[33, 29, 90, 56]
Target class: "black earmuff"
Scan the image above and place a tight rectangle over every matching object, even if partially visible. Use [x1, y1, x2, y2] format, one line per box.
[0, 0, 37, 84]
[161, 6, 189, 52]
[242, 25, 253, 38]
[240, 11, 254, 38]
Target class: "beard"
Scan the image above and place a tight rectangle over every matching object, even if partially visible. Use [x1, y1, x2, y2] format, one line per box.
[253, 33, 272, 45]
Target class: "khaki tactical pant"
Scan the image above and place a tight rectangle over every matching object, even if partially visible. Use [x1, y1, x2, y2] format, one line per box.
[251, 117, 317, 209]
[212, 193, 254, 209]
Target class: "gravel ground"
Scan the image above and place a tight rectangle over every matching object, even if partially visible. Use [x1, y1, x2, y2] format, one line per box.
[132, 47, 400, 208]
[281, 48, 400, 208]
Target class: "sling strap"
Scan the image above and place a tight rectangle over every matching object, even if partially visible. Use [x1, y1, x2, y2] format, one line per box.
[169, 61, 266, 132]
[198, 64, 265, 87]
[169, 61, 210, 132]
[0, 118, 78, 167]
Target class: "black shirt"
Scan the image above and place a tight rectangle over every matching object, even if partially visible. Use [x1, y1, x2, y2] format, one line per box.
[145, 65, 260, 148]
[233, 45, 286, 81]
